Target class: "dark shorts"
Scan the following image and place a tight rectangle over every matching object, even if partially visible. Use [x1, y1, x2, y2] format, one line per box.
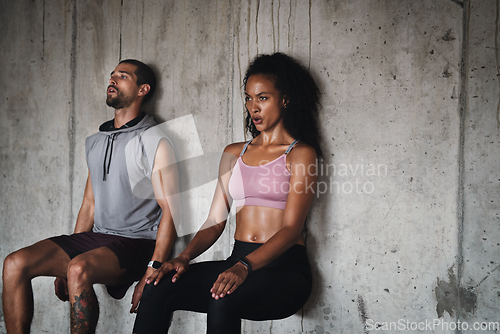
[49, 231, 155, 299]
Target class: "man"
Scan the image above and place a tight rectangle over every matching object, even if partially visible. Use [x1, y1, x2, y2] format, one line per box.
[2, 59, 178, 334]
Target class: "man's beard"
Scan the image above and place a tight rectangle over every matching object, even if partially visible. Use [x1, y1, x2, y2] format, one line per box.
[106, 90, 134, 109]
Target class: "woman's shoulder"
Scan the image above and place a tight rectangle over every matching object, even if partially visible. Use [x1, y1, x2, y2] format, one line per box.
[223, 141, 250, 156]
[288, 141, 317, 163]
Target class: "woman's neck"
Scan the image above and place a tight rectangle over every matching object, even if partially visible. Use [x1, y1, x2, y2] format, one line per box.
[256, 126, 293, 146]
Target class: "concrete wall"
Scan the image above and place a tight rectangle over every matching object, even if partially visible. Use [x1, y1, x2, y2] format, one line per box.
[0, 0, 498, 333]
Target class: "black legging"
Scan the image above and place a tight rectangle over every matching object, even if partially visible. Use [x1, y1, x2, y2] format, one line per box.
[133, 240, 312, 334]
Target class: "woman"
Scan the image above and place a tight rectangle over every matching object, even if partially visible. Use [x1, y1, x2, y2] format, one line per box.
[133, 52, 322, 334]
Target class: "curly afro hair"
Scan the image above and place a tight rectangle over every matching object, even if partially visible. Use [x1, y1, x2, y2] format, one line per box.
[243, 53, 322, 157]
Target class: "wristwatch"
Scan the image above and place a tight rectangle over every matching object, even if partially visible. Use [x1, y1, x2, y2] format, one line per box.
[147, 260, 163, 269]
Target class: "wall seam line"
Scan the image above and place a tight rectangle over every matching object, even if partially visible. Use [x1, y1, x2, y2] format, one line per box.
[119, 0, 123, 60]
[456, 0, 470, 332]
[495, 0, 500, 128]
[68, 0, 77, 232]
[227, 0, 236, 254]
[308, 0, 312, 69]
[42, 0, 45, 60]
[256, 0, 260, 54]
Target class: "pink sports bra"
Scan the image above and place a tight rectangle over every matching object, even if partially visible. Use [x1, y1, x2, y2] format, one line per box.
[228, 139, 299, 210]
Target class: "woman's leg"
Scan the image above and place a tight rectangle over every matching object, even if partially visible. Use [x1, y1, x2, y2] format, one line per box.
[206, 266, 312, 334]
[133, 260, 232, 334]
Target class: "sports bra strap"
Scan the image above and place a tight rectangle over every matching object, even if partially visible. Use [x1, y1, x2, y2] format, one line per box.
[239, 140, 253, 156]
[285, 140, 299, 154]
[240, 139, 298, 156]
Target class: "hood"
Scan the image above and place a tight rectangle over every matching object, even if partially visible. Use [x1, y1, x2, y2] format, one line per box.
[100, 113, 157, 181]
[99, 112, 157, 135]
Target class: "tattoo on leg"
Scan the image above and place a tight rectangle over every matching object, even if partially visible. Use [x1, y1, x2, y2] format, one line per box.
[70, 290, 98, 334]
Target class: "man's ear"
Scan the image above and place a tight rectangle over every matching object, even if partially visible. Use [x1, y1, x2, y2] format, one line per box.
[138, 84, 151, 98]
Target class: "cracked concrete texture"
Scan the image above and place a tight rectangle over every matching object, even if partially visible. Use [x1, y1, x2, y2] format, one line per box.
[0, 0, 499, 333]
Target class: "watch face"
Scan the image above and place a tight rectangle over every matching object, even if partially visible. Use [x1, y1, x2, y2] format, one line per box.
[152, 261, 162, 269]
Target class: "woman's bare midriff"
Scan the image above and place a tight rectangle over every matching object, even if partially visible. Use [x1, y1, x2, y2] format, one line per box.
[233, 205, 305, 245]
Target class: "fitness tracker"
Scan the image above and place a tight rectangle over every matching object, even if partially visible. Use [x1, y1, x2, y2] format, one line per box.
[147, 260, 163, 269]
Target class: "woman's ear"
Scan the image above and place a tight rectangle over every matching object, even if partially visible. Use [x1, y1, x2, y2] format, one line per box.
[282, 96, 289, 109]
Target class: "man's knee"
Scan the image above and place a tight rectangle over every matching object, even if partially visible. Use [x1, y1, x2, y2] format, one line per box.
[67, 259, 93, 286]
[3, 251, 30, 281]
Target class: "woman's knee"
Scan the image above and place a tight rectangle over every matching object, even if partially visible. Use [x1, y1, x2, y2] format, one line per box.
[134, 277, 177, 334]
[208, 295, 238, 310]
[140, 279, 157, 302]
[207, 297, 241, 334]
[141, 271, 177, 303]
[207, 297, 239, 320]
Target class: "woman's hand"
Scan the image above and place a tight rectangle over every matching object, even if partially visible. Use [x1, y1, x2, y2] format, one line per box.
[145, 255, 190, 285]
[210, 262, 249, 299]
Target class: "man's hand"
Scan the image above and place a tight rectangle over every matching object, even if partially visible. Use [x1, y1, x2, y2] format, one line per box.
[146, 255, 189, 286]
[130, 267, 156, 313]
[54, 277, 69, 301]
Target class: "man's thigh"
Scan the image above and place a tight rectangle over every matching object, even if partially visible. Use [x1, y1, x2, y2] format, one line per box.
[8, 239, 71, 278]
[69, 247, 128, 286]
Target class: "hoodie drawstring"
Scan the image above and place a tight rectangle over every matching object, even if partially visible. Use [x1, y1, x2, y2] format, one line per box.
[103, 133, 118, 181]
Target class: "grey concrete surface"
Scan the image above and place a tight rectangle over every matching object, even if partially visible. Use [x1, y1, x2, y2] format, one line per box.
[460, 0, 500, 330]
[0, 0, 498, 333]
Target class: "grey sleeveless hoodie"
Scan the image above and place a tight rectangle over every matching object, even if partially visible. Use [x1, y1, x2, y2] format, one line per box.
[85, 114, 168, 239]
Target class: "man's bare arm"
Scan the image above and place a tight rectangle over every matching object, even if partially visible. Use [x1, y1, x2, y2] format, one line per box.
[74, 172, 95, 233]
[130, 139, 178, 312]
[150, 139, 178, 262]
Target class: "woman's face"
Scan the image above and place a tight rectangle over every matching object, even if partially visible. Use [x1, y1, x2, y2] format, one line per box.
[245, 74, 286, 132]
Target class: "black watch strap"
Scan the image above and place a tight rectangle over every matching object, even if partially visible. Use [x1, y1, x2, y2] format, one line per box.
[147, 260, 163, 269]
[237, 257, 253, 273]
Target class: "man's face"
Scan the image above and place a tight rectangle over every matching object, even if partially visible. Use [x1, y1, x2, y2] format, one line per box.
[106, 62, 140, 109]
